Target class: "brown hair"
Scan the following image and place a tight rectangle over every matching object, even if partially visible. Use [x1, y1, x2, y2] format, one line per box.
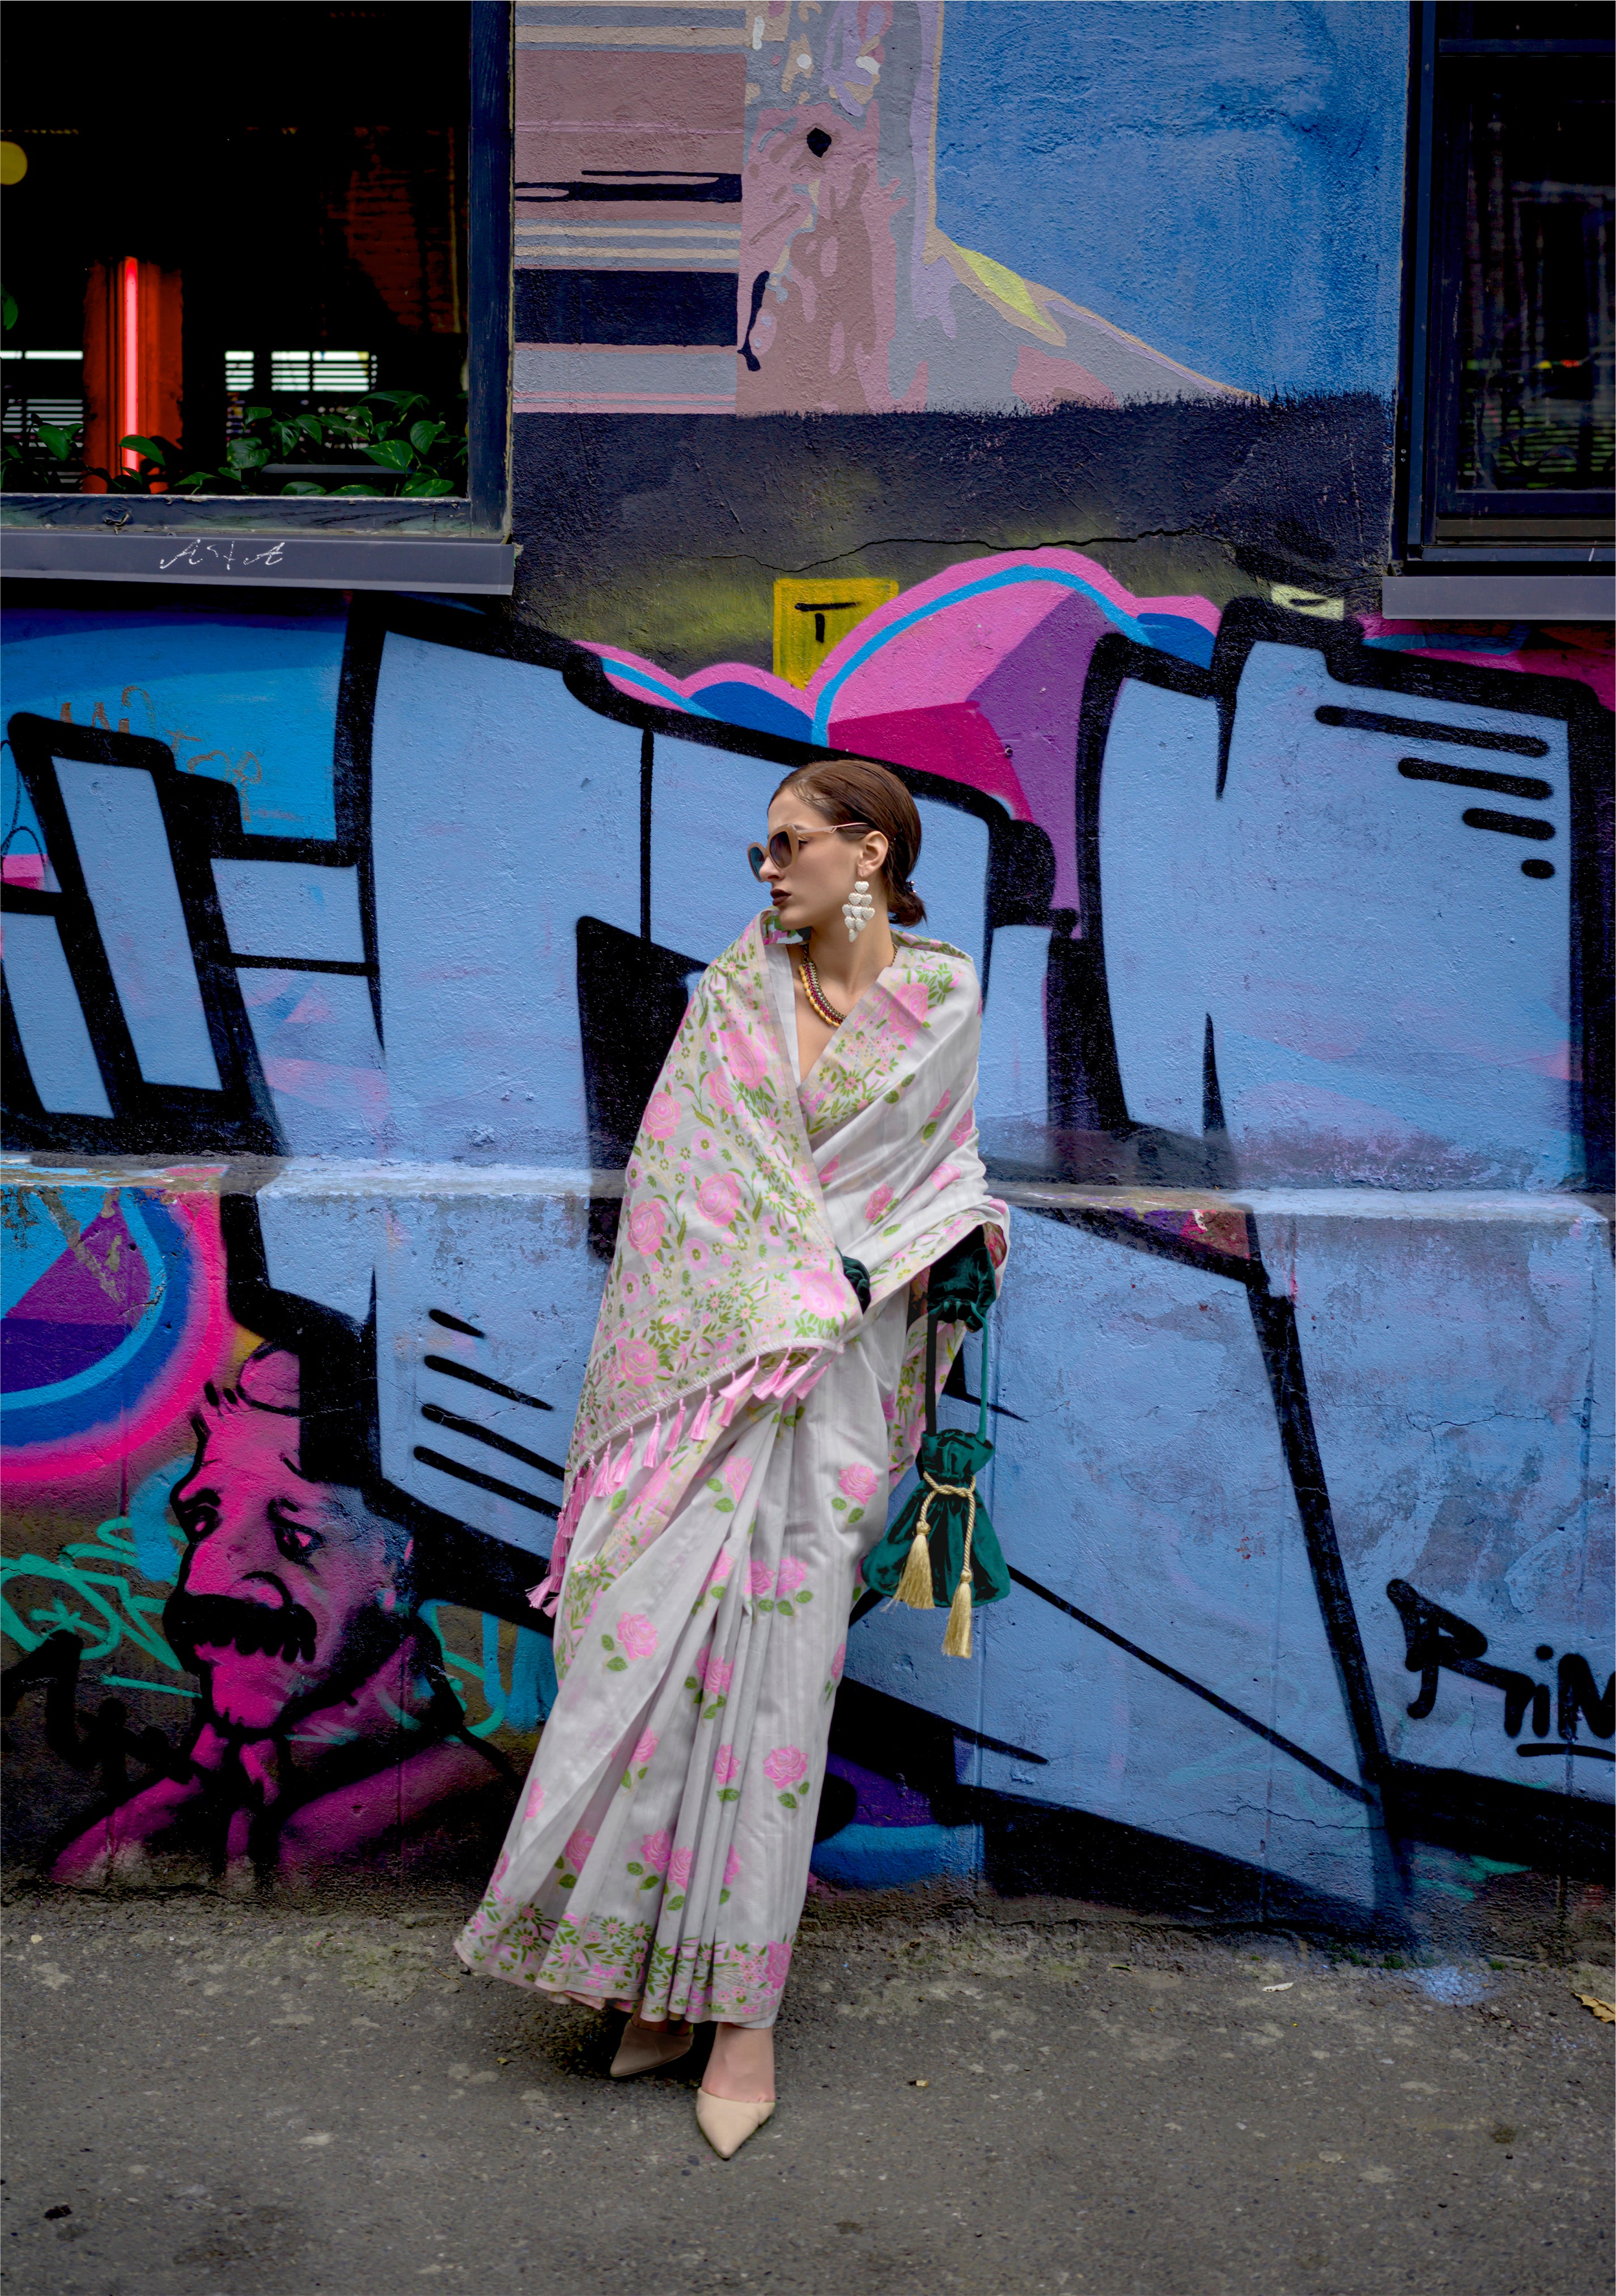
[769, 757, 927, 926]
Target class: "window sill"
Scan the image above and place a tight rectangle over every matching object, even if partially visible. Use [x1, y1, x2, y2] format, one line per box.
[1381, 571, 1615, 620]
[1, 489, 482, 532]
[0, 512, 516, 593]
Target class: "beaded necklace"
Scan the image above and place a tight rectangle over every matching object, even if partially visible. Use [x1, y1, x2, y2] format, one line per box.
[797, 949, 846, 1029]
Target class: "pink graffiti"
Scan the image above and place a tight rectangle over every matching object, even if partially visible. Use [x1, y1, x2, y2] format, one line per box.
[2, 1183, 235, 1488]
[580, 549, 1223, 913]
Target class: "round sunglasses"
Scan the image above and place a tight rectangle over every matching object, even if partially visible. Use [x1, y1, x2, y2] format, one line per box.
[747, 820, 871, 880]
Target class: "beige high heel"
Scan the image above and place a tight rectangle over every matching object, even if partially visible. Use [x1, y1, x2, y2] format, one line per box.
[695, 2089, 775, 2158]
[609, 2019, 694, 2079]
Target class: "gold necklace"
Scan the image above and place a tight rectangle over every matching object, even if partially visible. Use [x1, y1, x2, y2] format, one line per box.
[799, 950, 846, 1028]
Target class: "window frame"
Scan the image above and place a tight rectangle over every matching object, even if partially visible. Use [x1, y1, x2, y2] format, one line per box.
[1394, 1, 1615, 586]
[0, 0, 513, 593]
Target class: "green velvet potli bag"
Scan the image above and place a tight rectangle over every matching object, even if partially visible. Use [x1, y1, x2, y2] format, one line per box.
[861, 1232, 1009, 1658]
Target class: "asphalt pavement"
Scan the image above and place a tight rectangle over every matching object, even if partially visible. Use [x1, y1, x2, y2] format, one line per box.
[3, 1883, 1611, 2296]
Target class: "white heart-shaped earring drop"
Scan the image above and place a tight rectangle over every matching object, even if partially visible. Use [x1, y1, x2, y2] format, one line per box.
[843, 878, 875, 941]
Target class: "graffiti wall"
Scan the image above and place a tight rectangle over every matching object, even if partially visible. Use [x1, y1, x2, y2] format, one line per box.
[3, 569, 1609, 1940]
[1, 0, 1610, 1945]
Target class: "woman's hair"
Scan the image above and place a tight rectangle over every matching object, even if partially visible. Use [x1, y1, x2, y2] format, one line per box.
[769, 757, 927, 926]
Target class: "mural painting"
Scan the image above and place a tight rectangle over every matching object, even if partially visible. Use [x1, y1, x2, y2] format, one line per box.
[3, 566, 1610, 1944]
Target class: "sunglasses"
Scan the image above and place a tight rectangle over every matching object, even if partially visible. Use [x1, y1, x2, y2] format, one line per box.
[747, 821, 871, 880]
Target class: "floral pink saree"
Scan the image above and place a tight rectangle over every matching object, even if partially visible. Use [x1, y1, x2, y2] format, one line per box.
[455, 910, 1006, 2026]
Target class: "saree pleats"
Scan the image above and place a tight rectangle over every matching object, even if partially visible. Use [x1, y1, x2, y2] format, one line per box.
[455, 1292, 908, 2025]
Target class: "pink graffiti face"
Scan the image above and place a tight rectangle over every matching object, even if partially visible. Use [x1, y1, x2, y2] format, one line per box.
[168, 1348, 402, 1737]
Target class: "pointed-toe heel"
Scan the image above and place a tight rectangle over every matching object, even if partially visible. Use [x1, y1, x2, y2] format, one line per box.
[609, 2023, 694, 2079]
[695, 2090, 775, 2158]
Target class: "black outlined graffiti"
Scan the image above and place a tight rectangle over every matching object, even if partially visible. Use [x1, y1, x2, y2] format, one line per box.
[3, 588, 1610, 1913]
[1388, 1580, 1615, 1762]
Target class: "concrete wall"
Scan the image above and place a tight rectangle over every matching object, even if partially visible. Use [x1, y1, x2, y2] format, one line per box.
[3, 2, 1610, 1951]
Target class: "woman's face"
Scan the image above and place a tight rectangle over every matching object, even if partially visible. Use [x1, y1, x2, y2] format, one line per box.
[758, 793, 889, 939]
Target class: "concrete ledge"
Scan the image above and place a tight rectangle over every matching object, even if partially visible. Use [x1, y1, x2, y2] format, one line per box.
[2, 1157, 1607, 1225]
[0, 530, 516, 593]
[1381, 572, 1615, 619]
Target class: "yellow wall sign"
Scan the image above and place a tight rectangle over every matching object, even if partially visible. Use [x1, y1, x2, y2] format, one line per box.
[773, 576, 899, 689]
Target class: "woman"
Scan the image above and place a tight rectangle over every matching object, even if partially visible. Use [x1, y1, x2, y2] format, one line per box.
[455, 757, 1007, 2157]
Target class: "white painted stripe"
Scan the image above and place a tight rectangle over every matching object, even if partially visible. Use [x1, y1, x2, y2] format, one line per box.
[516, 223, 743, 237]
[515, 396, 737, 411]
[517, 253, 740, 269]
[515, 347, 738, 396]
[517, 28, 750, 45]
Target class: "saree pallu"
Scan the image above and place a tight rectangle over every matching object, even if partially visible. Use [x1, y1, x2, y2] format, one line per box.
[456, 910, 1007, 2026]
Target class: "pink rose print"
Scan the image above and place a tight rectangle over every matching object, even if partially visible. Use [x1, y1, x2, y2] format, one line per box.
[703, 1551, 731, 1595]
[764, 1745, 807, 1788]
[747, 1555, 774, 1597]
[641, 1830, 672, 1872]
[720, 1453, 753, 1502]
[617, 1334, 660, 1387]
[723, 1847, 742, 1888]
[703, 1657, 734, 1698]
[775, 1555, 807, 1600]
[863, 1183, 894, 1224]
[838, 1463, 879, 1505]
[797, 1267, 847, 1320]
[562, 1829, 595, 1870]
[626, 1201, 665, 1254]
[668, 1846, 694, 1891]
[696, 1172, 742, 1225]
[830, 1639, 847, 1686]
[642, 1091, 680, 1140]
[926, 1090, 953, 1123]
[950, 1111, 974, 1147]
[932, 1161, 962, 1191]
[705, 1067, 735, 1115]
[720, 1028, 767, 1088]
[765, 1940, 792, 1990]
[887, 980, 930, 1037]
[492, 1850, 511, 1894]
[523, 1777, 546, 1821]
[713, 1746, 740, 1786]
[617, 1612, 659, 1659]
[631, 1729, 658, 1768]
[818, 1156, 841, 1183]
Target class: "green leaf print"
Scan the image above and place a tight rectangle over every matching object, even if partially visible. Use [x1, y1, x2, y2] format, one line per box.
[717, 1787, 740, 1802]
[606, 1656, 628, 1672]
[797, 1590, 813, 1603]
[626, 1861, 643, 1876]
[665, 1894, 685, 1913]
[756, 1597, 774, 1612]
[779, 1792, 798, 1809]
[601, 1635, 616, 1652]
[832, 1496, 846, 1511]
[640, 1873, 659, 1891]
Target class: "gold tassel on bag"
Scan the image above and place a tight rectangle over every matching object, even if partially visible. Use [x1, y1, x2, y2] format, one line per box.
[940, 1487, 978, 1658]
[894, 1514, 936, 1609]
[941, 1572, 973, 1659]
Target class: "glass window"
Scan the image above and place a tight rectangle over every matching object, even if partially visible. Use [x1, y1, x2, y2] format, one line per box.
[1403, 2, 1614, 558]
[1, 2, 472, 501]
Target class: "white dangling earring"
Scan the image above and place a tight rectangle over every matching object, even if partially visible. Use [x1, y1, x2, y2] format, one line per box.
[842, 878, 875, 941]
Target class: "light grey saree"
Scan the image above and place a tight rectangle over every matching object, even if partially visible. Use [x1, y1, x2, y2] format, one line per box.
[455, 909, 1006, 2025]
